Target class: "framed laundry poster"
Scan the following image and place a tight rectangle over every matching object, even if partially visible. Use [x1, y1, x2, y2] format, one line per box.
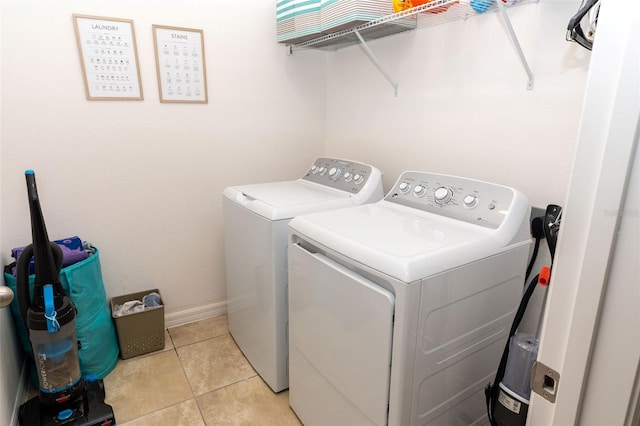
[73, 14, 143, 100]
[152, 25, 208, 104]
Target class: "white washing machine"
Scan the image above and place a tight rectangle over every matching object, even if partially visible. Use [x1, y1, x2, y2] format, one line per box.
[288, 171, 532, 425]
[223, 157, 383, 393]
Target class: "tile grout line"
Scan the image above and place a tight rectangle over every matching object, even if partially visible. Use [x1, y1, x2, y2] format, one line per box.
[168, 327, 255, 423]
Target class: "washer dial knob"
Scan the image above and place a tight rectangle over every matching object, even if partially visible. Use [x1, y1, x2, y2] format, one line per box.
[434, 187, 453, 205]
[463, 195, 478, 208]
[398, 182, 411, 194]
[318, 167, 327, 175]
[311, 165, 319, 174]
[343, 172, 352, 182]
[413, 185, 426, 197]
[353, 174, 364, 184]
[328, 167, 342, 180]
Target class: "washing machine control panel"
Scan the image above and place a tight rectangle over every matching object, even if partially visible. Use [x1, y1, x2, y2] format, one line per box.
[385, 171, 520, 229]
[303, 158, 374, 194]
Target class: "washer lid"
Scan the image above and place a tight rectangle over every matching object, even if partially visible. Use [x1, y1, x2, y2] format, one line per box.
[223, 180, 353, 221]
[289, 201, 523, 283]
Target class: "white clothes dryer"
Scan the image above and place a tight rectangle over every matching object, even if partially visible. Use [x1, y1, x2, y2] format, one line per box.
[223, 157, 383, 392]
[288, 171, 532, 425]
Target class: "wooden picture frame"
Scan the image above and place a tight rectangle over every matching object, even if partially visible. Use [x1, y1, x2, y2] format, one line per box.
[73, 14, 143, 100]
[152, 25, 208, 104]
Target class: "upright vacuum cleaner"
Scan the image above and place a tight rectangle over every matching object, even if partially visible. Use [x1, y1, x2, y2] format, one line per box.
[16, 170, 115, 426]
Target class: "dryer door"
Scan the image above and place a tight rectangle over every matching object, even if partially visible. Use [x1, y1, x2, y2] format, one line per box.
[289, 242, 395, 426]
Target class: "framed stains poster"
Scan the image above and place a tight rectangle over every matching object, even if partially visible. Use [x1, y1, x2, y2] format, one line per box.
[73, 14, 143, 100]
[153, 25, 208, 103]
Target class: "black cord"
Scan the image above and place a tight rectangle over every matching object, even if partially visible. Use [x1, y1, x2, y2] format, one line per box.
[486, 205, 562, 424]
[485, 214, 546, 425]
[525, 216, 544, 281]
[486, 272, 540, 425]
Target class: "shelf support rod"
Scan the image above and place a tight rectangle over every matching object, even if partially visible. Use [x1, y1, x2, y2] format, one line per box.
[495, 0, 534, 90]
[354, 31, 398, 97]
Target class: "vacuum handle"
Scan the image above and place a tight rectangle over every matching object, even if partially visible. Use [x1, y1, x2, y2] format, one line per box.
[24, 171, 65, 300]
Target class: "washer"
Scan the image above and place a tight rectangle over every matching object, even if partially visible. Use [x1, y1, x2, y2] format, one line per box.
[288, 171, 532, 425]
[223, 157, 383, 393]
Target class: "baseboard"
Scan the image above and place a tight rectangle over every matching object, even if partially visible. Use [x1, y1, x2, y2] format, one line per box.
[164, 300, 227, 329]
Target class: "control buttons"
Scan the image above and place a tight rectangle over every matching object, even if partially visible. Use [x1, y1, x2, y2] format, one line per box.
[318, 167, 327, 175]
[353, 174, 364, 184]
[463, 195, 478, 208]
[398, 182, 411, 194]
[310, 165, 319, 174]
[434, 187, 453, 205]
[328, 167, 342, 180]
[488, 203, 496, 210]
[413, 185, 426, 197]
[343, 172, 352, 182]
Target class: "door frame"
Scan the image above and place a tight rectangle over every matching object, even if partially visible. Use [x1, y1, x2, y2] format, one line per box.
[527, 1, 640, 424]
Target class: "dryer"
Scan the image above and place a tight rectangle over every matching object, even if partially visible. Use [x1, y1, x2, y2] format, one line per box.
[288, 171, 532, 425]
[223, 157, 383, 393]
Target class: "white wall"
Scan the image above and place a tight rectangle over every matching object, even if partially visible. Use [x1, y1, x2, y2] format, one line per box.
[1, 1, 326, 317]
[323, 1, 589, 210]
[0, 7, 24, 423]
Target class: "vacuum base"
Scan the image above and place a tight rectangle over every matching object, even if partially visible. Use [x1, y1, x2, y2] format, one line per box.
[19, 379, 115, 426]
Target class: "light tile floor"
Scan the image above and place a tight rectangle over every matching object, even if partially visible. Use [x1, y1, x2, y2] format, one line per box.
[102, 316, 302, 425]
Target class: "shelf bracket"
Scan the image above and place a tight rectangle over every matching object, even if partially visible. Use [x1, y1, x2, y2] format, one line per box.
[495, 0, 535, 90]
[354, 31, 399, 97]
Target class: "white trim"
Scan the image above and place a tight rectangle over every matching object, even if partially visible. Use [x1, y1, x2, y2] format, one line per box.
[164, 300, 227, 329]
[11, 360, 29, 426]
[528, 1, 640, 424]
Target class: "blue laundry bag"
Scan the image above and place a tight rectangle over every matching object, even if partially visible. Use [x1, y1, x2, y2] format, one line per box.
[4, 248, 119, 383]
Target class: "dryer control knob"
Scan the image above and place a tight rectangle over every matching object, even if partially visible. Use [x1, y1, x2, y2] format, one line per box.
[398, 182, 411, 194]
[343, 172, 353, 182]
[329, 167, 342, 180]
[463, 195, 478, 208]
[353, 174, 364, 184]
[413, 185, 426, 197]
[434, 187, 453, 205]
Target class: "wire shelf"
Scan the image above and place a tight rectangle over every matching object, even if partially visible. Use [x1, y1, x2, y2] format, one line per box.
[288, 0, 535, 51]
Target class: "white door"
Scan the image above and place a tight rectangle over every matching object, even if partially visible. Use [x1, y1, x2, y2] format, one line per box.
[288, 242, 395, 426]
[528, 1, 640, 424]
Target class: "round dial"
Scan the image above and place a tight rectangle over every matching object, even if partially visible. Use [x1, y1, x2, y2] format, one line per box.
[343, 172, 352, 182]
[398, 182, 411, 194]
[318, 167, 327, 175]
[328, 167, 342, 180]
[413, 185, 426, 197]
[434, 187, 453, 205]
[353, 174, 364, 184]
[463, 195, 478, 208]
[311, 165, 319, 174]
